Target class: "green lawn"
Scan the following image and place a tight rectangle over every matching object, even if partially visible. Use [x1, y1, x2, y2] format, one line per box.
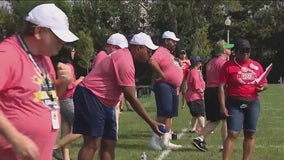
[58, 84, 284, 160]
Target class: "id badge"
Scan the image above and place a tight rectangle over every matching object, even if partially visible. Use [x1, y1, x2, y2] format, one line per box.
[51, 110, 60, 130]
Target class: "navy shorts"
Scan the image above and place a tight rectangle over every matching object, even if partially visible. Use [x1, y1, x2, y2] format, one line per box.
[153, 82, 179, 118]
[187, 99, 205, 117]
[73, 86, 117, 141]
[204, 87, 225, 122]
[226, 97, 260, 133]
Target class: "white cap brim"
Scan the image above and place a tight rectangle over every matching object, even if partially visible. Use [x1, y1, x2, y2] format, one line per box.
[51, 29, 79, 42]
[172, 37, 180, 41]
[146, 43, 159, 50]
[129, 32, 158, 50]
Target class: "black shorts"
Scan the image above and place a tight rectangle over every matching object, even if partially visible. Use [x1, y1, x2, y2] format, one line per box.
[187, 99, 205, 117]
[204, 87, 225, 122]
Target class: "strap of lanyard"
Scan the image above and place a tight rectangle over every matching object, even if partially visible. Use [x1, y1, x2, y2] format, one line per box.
[16, 34, 54, 101]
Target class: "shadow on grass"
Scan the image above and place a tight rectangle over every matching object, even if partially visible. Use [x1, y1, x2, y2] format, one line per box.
[116, 143, 148, 151]
[118, 131, 151, 139]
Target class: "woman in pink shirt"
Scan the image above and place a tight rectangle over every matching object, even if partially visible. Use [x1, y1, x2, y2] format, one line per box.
[178, 50, 191, 109]
[53, 45, 84, 160]
[185, 56, 205, 133]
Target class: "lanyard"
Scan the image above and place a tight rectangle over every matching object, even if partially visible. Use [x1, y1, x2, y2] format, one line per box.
[16, 34, 54, 101]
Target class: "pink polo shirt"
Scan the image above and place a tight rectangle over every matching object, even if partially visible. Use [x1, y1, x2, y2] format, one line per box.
[150, 47, 183, 87]
[92, 50, 107, 68]
[80, 48, 135, 107]
[0, 36, 59, 159]
[205, 55, 227, 87]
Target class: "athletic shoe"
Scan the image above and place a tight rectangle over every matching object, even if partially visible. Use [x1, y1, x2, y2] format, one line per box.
[53, 148, 63, 160]
[219, 145, 223, 152]
[189, 130, 197, 133]
[171, 131, 177, 140]
[168, 142, 182, 150]
[192, 138, 208, 152]
[149, 134, 162, 150]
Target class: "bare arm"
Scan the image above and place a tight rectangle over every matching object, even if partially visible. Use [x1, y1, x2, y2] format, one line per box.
[148, 60, 164, 80]
[55, 62, 72, 97]
[121, 86, 163, 136]
[218, 82, 229, 117]
[256, 83, 268, 92]
[0, 111, 39, 160]
[75, 76, 84, 85]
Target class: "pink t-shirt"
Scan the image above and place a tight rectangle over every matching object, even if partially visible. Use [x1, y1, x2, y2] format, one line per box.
[0, 36, 59, 159]
[80, 48, 135, 107]
[59, 63, 76, 99]
[150, 47, 183, 87]
[205, 55, 227, 87]
[181, 59, 191, 80]
[185, 68, 205, 102]
[219, 58, 267, 98]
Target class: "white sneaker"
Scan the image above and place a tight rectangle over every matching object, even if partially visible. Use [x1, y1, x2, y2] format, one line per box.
[160, 132, 170, 149]
[219, 145, 223, 152]
[168, 142, 182, 150]
[160, 133, 182, 150]
[149, 134, 162, 150]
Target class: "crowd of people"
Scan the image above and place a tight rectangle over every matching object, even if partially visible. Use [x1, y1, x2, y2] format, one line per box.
[0, 3, 269, 160]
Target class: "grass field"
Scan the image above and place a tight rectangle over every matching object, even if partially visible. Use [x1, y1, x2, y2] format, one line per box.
[58, 84, 284, 160]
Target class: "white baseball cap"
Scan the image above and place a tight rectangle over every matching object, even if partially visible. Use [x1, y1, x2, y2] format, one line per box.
[129, 32, 158, 50]
[162, 31, 180, 41]
[107, 33, 128, 48]
[25, 3, 79, 42]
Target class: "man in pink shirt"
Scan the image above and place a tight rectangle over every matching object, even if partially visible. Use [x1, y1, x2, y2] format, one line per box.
[0, 3, 78, 160]
[53, 33, 129, 160]
[92, 33, 129, 68]
[192, 40, 234, 152]
[219, 38, 267, 160]
[72, 32, 164, 160]
[148, 31, 183, 150]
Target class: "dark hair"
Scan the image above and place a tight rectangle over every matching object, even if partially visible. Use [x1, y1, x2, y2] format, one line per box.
[21, 22, 37, 35]
[179, 50, 186, 54]
[58, 45, 74, 64]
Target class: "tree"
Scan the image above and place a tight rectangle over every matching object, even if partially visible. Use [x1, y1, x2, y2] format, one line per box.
[75, 30, 95, 75]
[1, 0, 283, 82]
